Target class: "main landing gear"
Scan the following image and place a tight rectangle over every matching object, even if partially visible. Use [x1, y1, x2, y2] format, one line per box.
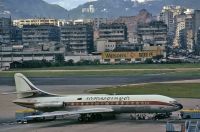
[78, 114, 103, 122]
[154, 113, 171, 120]
[129, 113, 172, 120]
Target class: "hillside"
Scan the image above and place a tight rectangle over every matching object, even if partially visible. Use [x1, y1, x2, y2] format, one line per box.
[2, 0, 68, 19]
[2, 0, 200, 19]
[69, 0, 200, 19]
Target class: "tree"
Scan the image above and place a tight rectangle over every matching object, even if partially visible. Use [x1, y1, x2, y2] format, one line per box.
[65, 59, 74, 66]
[153, 55, 164, 60]
[55, 54, 65, 64]
[145, 58, 153, 64]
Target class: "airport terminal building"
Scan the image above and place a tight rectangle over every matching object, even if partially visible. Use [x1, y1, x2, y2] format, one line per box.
[101, 50, 164, 64]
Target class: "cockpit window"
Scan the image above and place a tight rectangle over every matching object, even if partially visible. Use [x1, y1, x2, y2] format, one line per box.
[169, 101, 178, 104]
[77, 98, 82, 100]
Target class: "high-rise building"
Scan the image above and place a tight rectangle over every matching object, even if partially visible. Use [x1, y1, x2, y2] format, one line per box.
[173, 14, 187, 48]
[196, 28, 200, 54]
[186, 29, 194, 52]
[0, 17, 12, 44]
[22, 25, 60, 46]
[82, 5, 95, 13]
[171, 9, 195, 50]
[60, 24, 94, 55]
[115, 9, 153, 44]
[185, 9, 194, 30]
[194, 10, 200, 51]
[162, 5, 186, 17]
[98, 23, 127, 42]
[137, 21, 167, 48]
[93, 18, 108, 30]
[160, 5, 186, 46]
[185, 9, 195, 52]
[11, 26, 22, 44]
[160, 9, 174, 36]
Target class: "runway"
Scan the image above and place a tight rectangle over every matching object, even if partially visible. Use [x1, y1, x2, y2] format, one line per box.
[1, 74, 200, 86]
[0, 75, 200, 132]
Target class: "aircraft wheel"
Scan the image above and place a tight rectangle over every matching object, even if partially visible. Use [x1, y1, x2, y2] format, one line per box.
[78, 117, 81, 121]
[78, 114, 88, 122]
[85, 117, 90, 121]
[91, 114, 96, 120]
[78, 116, 84, 122]
[166, 113, 171, 117]
[96, 114, 103, 120]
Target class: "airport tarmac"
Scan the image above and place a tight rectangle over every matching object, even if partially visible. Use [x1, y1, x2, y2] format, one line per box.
[1, 119, 177, 132]
[1, 76, 200, 132]
[0, 75, 200, 132]
[0, 119, 168, 132]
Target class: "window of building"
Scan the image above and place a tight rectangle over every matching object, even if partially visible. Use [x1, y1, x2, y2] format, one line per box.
[125, 59, 131, 62]
[115, 59, 121, 62]
[104, 59, 110, 62]
[135, 58, 142, 61]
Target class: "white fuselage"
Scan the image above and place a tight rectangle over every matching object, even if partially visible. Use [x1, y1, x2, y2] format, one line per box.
[13, 94, 182, 114]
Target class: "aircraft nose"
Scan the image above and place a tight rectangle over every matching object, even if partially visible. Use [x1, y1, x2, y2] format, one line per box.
[176, 103, 183, 110]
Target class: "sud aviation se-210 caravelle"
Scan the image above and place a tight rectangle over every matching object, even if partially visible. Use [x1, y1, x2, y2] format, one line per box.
[12, 73, 183, 121]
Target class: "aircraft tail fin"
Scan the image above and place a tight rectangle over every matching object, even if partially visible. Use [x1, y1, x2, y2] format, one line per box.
[14, 73, 57, 98]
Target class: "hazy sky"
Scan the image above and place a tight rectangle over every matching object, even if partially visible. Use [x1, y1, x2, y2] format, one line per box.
[44, 0, 95, 10]
[44, 0, 146, 10]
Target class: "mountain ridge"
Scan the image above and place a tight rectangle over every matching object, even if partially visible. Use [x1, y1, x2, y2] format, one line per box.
[1, 0, 200, 19]
[68, 0, 200, 19]
[2, 0, 68, 19]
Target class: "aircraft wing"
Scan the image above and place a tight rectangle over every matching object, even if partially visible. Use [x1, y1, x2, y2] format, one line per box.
[26, 108, 114, 119]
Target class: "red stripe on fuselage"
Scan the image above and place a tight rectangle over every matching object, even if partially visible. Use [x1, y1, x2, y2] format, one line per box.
[63, 101, 173, 107]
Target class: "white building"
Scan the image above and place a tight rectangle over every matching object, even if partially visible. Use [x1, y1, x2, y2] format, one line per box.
[13, 18, 65, 28]
[95, 39, 116, 53]
[173, 14, 186, 48]
[82, 5, 95, 13]
[160, 6, 186, 38]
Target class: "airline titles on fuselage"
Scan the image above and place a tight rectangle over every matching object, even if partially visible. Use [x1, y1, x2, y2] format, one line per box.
[86, 96, 130, 101]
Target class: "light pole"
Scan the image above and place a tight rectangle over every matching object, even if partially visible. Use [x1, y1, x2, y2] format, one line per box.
[0, 41, 7, 69]
[0, 41, 2, 69]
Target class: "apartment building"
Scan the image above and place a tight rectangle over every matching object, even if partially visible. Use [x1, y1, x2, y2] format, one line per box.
[137, 21, 168, 48]
[60, 24, 94, 55]
[98, 23, 127, 42]
[22, 25, 60, 47]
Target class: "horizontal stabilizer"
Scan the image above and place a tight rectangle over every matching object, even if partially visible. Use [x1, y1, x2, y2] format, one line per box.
[2, 90, 39, 95]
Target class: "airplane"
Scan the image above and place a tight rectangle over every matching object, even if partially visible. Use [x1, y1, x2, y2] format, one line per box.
[12, 73, 183, 121]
